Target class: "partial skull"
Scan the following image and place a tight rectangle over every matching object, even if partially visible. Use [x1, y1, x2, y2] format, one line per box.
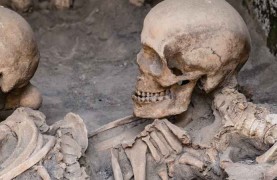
[11, 0, 33, 12]
[50, 0, 73, 10]
[0, 7, 39, 93]
[133, 0, 251, 118]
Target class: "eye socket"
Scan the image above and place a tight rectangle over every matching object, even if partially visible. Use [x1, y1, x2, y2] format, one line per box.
[137, 46, 163, 76]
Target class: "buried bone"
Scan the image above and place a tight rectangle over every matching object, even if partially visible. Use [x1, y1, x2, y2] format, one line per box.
[125, 139, 147, 180]
[0, 108, 89, 179]
[142, 135, 161, 162]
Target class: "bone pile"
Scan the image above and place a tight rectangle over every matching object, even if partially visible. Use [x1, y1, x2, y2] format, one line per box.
[0, 108, 89, 180]
[111, 119, 193, 180]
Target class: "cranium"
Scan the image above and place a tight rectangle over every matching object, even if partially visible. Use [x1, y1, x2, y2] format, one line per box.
[0, 7, 39, 93]
[133, 0, 251, 118]
[11, 0, 33, 12]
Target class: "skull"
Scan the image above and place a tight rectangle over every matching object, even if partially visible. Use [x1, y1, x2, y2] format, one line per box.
[133, 0, 251, 118]
[0, 7, 39, 93]
[50, 0, 73, 10]
[11, 0, 33, 12]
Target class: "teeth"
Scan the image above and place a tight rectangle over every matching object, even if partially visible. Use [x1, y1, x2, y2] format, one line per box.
[146, 96, 150, 102]
[164, 96, 170, 100]
[151, 97, 157, 102]
[132, 95, 137, 100]
[158, 97, 164, 101]
[134, 89, 172, 103]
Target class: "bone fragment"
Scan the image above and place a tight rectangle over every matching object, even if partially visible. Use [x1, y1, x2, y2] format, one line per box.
[129, 0, 144, 7]
[111, 148, 124, 180]
[60, 135, 82, 157]
[89, 115, 137, 137]
[142, 135, 161, 162]
[162, 119, 190, 144]
[158, 170, 169, 180]
[154, 120, 183, 153]
[125, 139, 147, 180]
[150, 131, 170, 157]
[51, 113, 88, 153]
[179, 153, 205, 170]
[34, 165, 51, 180]
[265, 163, 277, 180]
[167, 161, 175, 178]
[219, 147, 234, 169]
[256, 142, 277, 163]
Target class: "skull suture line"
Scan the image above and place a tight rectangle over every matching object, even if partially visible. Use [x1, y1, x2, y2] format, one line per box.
[132, 0, 251, 118]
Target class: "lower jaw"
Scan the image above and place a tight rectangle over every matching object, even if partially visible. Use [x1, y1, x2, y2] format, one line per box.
[133, 98, 191, 119]
[133, 100, 174, 118]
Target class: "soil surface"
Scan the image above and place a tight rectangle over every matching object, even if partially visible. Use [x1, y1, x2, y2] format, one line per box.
[25, 0, 151, 132]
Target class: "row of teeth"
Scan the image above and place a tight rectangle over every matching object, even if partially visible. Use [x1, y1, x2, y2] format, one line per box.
[135, 90, 170, 97]
[133, 90, 171, 103]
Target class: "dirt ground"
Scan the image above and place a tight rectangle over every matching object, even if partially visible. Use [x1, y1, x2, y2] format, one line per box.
[26, 0, 150, 132]
[16, 0, 277, 179]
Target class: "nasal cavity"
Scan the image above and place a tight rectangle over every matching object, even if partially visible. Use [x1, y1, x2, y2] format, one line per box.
[178, 80, 190, 86]
[170, 67, 183, 76]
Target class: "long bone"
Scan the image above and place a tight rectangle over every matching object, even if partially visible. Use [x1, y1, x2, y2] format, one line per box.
[142, 135, 161, 162]
[125, 139, 147, 180]
[111, 148, 124, 180]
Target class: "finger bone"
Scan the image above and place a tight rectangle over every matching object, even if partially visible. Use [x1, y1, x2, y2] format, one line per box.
[142, 135, 161, 162]
[162, 119, 190, 144]
[179, 153, 205, 170]
[154, 120, 182, 153]
[150, 131, 170, 157]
